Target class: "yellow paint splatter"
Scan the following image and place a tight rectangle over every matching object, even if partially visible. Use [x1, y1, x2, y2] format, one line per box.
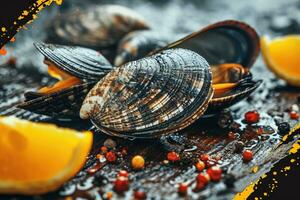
[290, 159, 295, 163]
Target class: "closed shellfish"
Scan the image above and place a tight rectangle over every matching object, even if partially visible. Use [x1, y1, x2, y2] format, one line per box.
[18, 43, 114, 118]
[48, 5, 150, 50]
[114, 30, 169, 66]
[80, 48, 213, 138]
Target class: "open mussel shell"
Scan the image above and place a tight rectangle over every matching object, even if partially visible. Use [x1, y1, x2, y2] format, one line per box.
[155, 20, 260, 68]
[48, 5, 150, 49]
[34, 42, 113, 81]
[114, 30, 169, 66]
[208, 76, 262, 112]
[18, 82, 96, 119]
[80, 48, 213, 138]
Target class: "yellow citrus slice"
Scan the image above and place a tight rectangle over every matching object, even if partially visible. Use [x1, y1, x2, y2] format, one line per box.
[261, 35, 300, 86]
[0, 116, 92, 195]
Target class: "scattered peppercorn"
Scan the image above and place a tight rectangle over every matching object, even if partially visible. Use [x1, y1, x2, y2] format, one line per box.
[195, 160, 205, 172]
[235, 141, 245, 153]
[118, 170, 129, 177]
[131, 155, 145, 170]
[244, 111, 260, 124]
[167, 151, 180, 162]
[121, 147, 128, 156]
[134, 190, 147, 200]
[200, 154, 210, 162]
[105, 191, 113, 200]
[290, 111, 299, 120]
[207, 166, 222, 182]
[178, 183, 188, 195]
[106, 151, 117, 163]
[242, 150, 253, 162]
[277, 122, 290, 135]
[114, 176, 129, 193]
[100, 146, 108, 153]
[217, 109, 233, 128]
[196, 173, 210, 185]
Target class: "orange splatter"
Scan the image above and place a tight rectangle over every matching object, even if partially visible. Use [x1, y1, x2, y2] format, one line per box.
[10, 37, 15, 42]
[0, 46, 7, 55]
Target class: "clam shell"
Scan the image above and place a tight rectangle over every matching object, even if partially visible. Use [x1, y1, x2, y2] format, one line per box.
[18, 82, 96, 119]
[114, 30, 168, 66]
[34, 43, 113, 80]
[80, 48, 213, 138]
[208, 76, 262, 112]
[48, 5, 150, 49]
[155, 20, 260, 68]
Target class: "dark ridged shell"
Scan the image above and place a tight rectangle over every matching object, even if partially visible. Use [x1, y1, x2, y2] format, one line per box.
[80, 48, 213, 138]
[114, 30, 168, 66]
[155, 20, 260, 68]
[48, 5, 150, 49]
[34, 43, 113, 80]
[17, 82, 96, 119]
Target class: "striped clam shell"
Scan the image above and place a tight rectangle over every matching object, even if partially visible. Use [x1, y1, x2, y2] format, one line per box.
[80, 48, 213, 138]
[48, 5, 150, 49]
[18, 43, 114, 119]
[34, 42, 113, 80]
[114, 30, 169, 66]
[155, 20, 260, 68]
[18, 82, 96, 119]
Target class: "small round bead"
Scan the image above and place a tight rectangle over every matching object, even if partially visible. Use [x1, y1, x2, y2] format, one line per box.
[106, 151, 117, 163]
[242, 150, 253, 162]
[167, 151, 180, 162]
[195, 160, 205, 172]
[244, 111, 260, 124]
[290, 111, 299, 120]
[134, 190, 147, 199]
[178, 183, 188, 195]
[200, 154, 210, 162]
[207, 166, 222, 182]
[114, 176, 129, 192]
[131, 155, 145, 170]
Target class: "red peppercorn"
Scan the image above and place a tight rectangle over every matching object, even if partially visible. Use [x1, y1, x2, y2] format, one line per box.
[106, 151, 117, 163]
[134, 190, 147, 199]
[242, 150, 253, 162]
[100, 146, 108, 153]
[118, 170, 129, 177]
[244, 111, 260, 124]
[290, 111, 299, 120]
[195, 181, 206, 190]
[167, 151, 180, 162]
[200, 154, 210, 162]
[114, 176, 129, 193]
[196, 173, 210, 185]
[195, 160, 205, 172]
[207, 166, 222, 182]
[178, 183, 188, 195]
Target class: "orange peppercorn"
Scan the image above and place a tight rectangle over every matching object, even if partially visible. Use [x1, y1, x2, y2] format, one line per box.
[131, 155, 145, 170]
[290, 111, 299, 120]
[167, 151, 180, 162]
[195, 160, 205, 172]
[207, 166, 222, 182]
[100, 146, 108, 153]
[242, 150, 253, 162]
[200, 154, 210, 162]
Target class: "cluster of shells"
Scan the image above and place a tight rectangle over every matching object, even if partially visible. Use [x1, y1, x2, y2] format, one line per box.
[18, 5, 262, 138]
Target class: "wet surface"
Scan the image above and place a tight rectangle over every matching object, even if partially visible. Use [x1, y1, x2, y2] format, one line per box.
[0, 0, 300, 199]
